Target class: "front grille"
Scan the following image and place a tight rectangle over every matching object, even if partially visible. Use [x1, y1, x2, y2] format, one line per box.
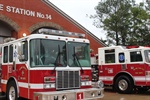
[56, 70, 80, 90]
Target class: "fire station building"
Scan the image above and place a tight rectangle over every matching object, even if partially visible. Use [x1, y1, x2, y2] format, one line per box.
[0, 0, 106, 53]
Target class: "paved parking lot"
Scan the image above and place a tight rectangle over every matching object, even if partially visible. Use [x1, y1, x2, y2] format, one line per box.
[99, 87, 150, 100]
[1, 87, 150, 100]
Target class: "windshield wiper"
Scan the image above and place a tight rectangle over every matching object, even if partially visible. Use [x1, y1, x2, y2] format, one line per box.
[51, 45, 60, 74]
[73, 53, 84, 74]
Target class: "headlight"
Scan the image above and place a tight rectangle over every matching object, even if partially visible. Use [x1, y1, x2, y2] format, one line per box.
[44, 84, 51, 89]
[92, 80, 104, 88]
[98, 80, 104, 88]
[44, 83, 55, 89]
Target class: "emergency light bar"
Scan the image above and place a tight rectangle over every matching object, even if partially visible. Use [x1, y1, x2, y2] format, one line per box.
[3, 37, 16, 43]
[38, 28, 85, 38]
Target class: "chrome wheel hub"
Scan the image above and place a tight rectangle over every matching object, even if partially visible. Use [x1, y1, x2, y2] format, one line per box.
[9, 86, 16, 100]
[118, 79, 128, 91]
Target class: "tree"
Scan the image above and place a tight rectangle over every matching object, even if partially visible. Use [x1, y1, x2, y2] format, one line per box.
[91, 0, 135, 45]
[145, 0, 150, 10]
[128, 2, 150, 45]
[91, 0, 150, 46]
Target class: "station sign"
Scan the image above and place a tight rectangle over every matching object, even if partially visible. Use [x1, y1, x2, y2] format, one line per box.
[0, 3, 52, 20]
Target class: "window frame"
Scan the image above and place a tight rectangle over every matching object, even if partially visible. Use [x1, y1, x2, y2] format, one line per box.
[105, 49, 115, 63]
[130, 51, 143, 62]
[3, 46, 8, 63]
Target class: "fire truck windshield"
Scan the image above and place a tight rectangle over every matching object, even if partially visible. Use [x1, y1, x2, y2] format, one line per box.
[30, 39, 67, 67]
[30, 39, 91, 67]
[67, 41, 91, 67]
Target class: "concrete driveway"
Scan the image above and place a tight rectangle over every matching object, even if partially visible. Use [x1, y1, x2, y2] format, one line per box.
[99, 87, 150, 100]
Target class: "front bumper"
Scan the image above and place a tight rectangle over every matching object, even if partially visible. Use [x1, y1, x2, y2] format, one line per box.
[33, 88, 104, 100]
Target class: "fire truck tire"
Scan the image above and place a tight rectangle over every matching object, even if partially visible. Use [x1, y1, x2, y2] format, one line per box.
[115, 75, 133, 94]
[6, 80, 18, 100]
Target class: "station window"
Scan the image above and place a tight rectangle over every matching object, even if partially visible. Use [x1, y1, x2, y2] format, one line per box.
[130, 51, 143, 62]
[105, 49, 115, 63]
[3, 46, 8, 63]
[119, 53, 125, 63]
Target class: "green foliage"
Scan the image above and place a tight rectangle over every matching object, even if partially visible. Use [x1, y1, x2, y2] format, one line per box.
[91, 0, 150, 46]
[146, 0, 150, 10]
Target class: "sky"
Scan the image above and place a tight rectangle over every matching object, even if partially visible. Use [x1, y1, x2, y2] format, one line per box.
[49, 0, 144, 40]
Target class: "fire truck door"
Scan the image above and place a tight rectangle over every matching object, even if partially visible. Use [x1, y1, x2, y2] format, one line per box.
[102, 64, 118, 85]
[17, 41, 29, 98]
[99, 49, 117, 85]
[127, 63, 146, 85]
[100, 61, 117, 85]
[127, 51, 146, 86]
[8, 44, 16, 73]
[13, 45, 17, 70]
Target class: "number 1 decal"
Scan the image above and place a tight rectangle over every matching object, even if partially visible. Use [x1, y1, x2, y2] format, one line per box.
[76, 92, 84, 100]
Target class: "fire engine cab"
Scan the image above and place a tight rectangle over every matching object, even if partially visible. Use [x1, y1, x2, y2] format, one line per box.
[91, 46, 150, 94]
[0, 29, 104, 100]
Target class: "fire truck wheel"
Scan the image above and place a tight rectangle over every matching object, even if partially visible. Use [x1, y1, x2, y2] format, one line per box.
[115, 75, 133, 94]
[6, 80, 18, 100]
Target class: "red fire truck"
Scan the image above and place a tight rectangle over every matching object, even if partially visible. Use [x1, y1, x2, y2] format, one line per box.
[0, 29, 104, 100]
[91, 46, 150, 94]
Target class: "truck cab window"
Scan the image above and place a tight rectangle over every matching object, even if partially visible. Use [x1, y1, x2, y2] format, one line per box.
[130, 51, 143, 62]
[30, 39, 66, 67]
[105, 49, 115, 63]
[144, 50, 150, 63]
[9, 44, 13, 62]
[3, 46, 8, 63]
[67, 42, 90, 67]
[19, 41, 28, 62]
